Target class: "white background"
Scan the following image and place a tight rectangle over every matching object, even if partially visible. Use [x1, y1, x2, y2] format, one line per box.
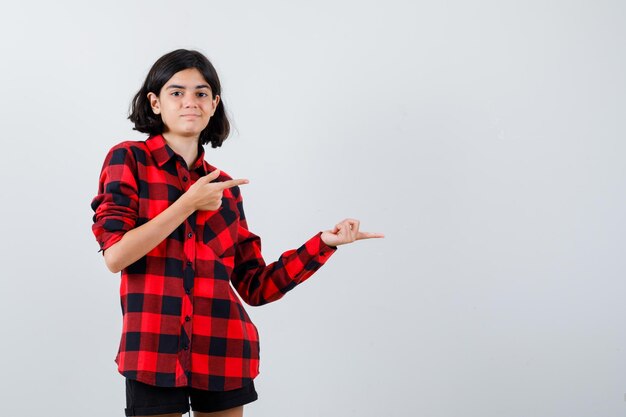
[0, 1, 625, 416]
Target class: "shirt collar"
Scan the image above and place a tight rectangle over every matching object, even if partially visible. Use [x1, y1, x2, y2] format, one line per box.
[146, 134, 208, 174]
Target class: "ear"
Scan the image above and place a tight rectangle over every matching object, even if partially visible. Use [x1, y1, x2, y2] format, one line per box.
[147, 92, 161, 115]
[210, 94, 220, 116]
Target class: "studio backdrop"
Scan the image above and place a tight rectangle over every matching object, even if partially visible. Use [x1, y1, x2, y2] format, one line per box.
[0, 1, 624, 416]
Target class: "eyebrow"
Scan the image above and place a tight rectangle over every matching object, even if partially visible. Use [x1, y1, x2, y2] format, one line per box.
[166, 84, 211, 90]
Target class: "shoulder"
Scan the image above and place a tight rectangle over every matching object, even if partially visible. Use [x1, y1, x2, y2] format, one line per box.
[103, 140, 149, 166]
[107, 140, 147, 152]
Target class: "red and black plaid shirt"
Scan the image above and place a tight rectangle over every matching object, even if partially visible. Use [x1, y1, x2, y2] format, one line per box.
[91, 134, 336, 391]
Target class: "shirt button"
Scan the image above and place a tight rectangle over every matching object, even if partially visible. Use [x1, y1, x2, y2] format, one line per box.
[187, 232, 193, 239]
[183, 345, 189, 350]
[185, 288, 191, 295]
[187, 261, 192, 266]
[185, 316, 191, 322]
[183, 176, 188, 182]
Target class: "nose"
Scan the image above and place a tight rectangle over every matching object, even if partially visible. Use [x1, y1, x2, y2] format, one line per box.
[183, 94, 199, 108]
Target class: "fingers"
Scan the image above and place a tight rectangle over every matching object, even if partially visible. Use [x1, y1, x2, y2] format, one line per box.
[202, 169, 221, 182]
[343, 219, 360, 241]
[218, 178, 249, 190]
[356, 231, 385, 240]
[333, 219, 358, 243]
[330, 218, 384, 245]
[199, 170, 249, 189]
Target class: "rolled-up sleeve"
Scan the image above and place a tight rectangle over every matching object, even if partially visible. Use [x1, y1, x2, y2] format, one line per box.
[230, 188, 336, 306]
[91, 144, 139, 253]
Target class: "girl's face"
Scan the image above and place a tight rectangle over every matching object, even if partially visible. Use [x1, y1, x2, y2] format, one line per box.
[147, 68, 220, 141]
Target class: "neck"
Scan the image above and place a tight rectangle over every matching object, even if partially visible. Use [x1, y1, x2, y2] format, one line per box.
[162, 133, 200, 169]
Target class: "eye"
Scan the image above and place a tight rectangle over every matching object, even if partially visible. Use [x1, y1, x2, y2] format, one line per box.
[197, 92, 209, 98]
[171, 91, 183, 97]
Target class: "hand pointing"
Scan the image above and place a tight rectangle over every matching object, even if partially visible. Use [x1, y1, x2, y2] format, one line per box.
[321, 218, 384, 247]
[183, 169, 249, 212]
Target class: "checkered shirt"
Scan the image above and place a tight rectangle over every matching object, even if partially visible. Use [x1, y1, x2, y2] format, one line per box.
[91, 134, 336, 391]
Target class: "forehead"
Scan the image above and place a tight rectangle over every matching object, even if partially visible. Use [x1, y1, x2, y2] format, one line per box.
[164, 67, 209, 87]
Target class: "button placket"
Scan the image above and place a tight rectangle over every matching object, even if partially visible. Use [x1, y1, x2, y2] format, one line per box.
[178, 161, 196, 378]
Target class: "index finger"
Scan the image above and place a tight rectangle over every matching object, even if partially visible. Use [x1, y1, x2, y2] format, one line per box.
[216, 178, 249, 189]
[356, 231, 385, 240]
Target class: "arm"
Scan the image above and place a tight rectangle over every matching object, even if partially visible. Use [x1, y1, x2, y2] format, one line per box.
[91, 144, 193, 273]
[230, 193, 384, 305]
[91, 144, 140, 271]
[230, 190, 337, 306]
[102, 196, 196, 273]
[91, 145, 247, 273]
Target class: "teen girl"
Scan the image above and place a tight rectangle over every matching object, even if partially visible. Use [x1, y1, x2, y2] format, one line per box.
[91, 49, 383, 417]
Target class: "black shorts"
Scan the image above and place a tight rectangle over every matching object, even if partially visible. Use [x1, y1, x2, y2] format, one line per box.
[125, 378, 258, 416]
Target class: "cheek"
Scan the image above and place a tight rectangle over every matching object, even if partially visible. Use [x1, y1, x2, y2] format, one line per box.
[203, 104, 216, 117]
[160, 112, 174, 125]
[160, 104, 177, 121]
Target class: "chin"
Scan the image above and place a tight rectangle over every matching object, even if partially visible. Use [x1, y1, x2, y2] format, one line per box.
[180, 127, 205, 137]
